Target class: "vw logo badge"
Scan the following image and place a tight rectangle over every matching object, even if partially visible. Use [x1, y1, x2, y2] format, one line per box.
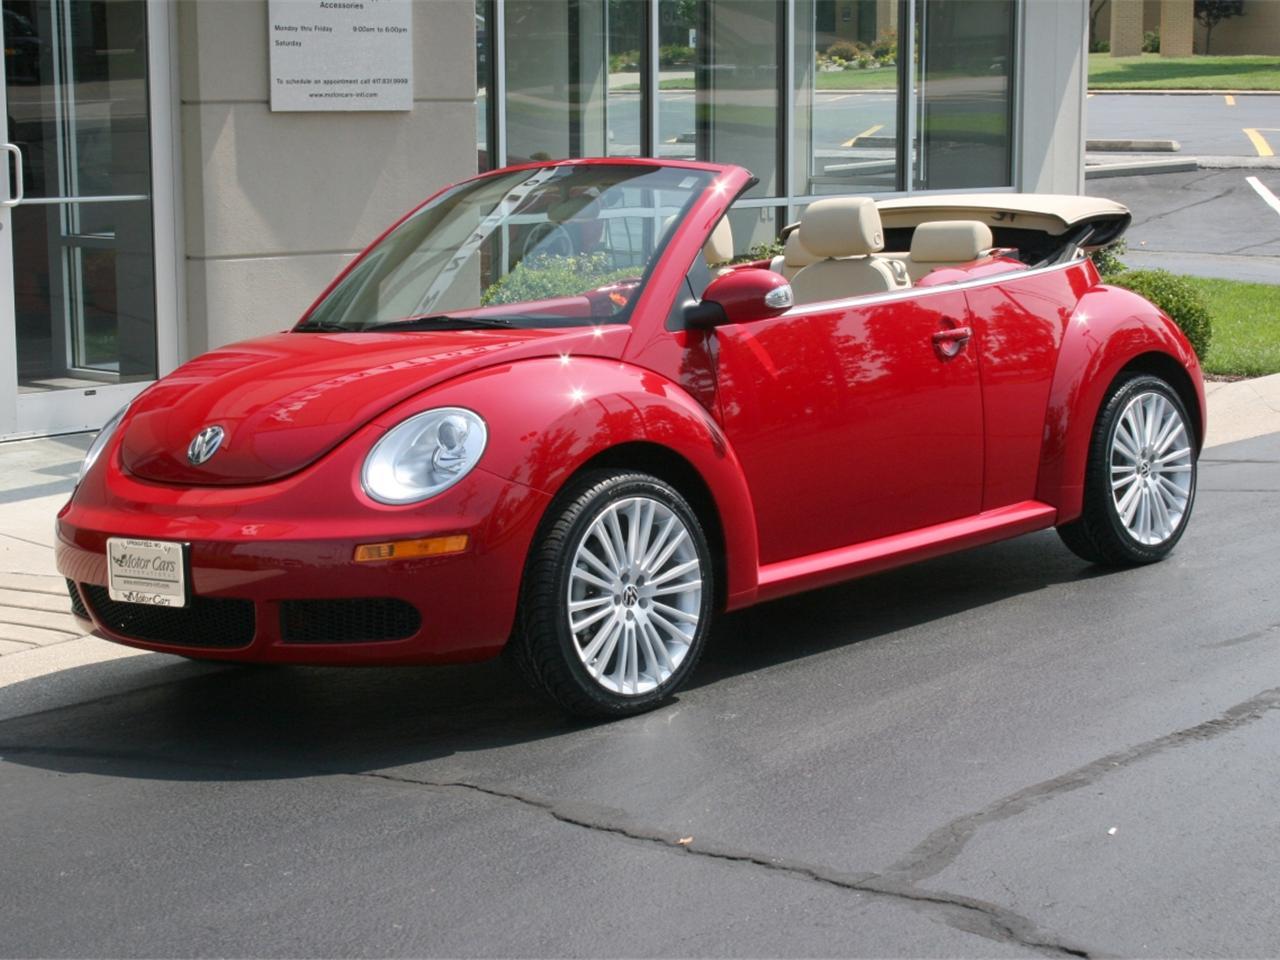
[187, 425, 225, 465]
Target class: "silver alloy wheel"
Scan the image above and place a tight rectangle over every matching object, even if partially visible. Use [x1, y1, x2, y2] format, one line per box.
[1109, 391, 1194, 546]
[567, 496, 703, 696]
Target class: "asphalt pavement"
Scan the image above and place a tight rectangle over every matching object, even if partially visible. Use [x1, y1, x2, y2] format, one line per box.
[1088, 92, 1279, 157]
[1086, 167, 1280, 283]
[3, 427, 1280, 957]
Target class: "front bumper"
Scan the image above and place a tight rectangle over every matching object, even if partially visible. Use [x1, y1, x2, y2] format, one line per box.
[56, 444, 550, 665]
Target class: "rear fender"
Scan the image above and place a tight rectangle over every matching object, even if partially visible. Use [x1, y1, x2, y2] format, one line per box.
[1036, 284, 1205, 523]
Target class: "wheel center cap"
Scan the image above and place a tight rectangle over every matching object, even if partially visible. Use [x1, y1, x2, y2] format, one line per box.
[1138, 460, 1152, 478]
[621, 584, 640, 607]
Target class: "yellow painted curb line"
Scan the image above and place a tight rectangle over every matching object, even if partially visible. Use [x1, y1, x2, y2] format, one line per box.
[1243, 128, 1275, 158]
[841, 123, 884, 148]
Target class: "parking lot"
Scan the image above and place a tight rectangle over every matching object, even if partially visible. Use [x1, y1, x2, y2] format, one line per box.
[4, 425, 1280, 957]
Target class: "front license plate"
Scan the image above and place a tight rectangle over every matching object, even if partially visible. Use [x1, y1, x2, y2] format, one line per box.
[107, 538, 188, 608]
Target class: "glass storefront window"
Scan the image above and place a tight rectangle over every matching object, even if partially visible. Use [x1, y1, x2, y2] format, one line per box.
[481, 0, 1017, 204]
[795, 0, 902, 196]
[913, 0, 1016, 190]
[698, 0, 781, 199]
[605, 0, 644, 157]
[476, 0, 489, 171]
[503, 0, 646, 165]
[654, 0, 697, 162]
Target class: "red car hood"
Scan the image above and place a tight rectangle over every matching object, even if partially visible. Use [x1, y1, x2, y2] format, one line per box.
[121, 328, 621, 485]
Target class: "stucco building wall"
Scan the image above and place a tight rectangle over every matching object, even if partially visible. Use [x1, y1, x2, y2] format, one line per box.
[177, 0, 479, 353]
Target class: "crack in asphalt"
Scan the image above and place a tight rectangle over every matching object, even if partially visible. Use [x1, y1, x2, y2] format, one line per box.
[359, 771, 1094, 959]
[1131, 184, 1237, 228]
[359, 686, 1280, 958]
[1206, 623, 1280, 649]
[880, 686, 1280, 889]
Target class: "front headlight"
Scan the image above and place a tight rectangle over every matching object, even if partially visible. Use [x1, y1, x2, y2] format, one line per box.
[361, 407, 488, 505]
[77, 402, 130, 486]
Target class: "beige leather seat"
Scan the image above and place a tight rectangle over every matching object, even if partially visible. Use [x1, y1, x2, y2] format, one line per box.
[790, 198, 903, 305]
[703, 217, 734, 275]
[769, 231, 817, 281]
[906, 220, 994, 282]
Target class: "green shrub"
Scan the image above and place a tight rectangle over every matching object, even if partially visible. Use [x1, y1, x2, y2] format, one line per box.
[1109, 269, 1213, 358]
[609, 50, 640, 73]
[1142, 28, 1160, 53]
[1091, 39, 1111, 53]
[871, 30, 897, 61]
[481, 253, 637, 306]
[727, 239, 785, 265]
[1090, 238, 1127, 278]
[826, 40, 862, 61]
[658, 44, 695, 67]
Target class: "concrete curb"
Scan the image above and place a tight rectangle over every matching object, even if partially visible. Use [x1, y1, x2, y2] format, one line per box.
[1087, 138, 1180, 152]
[1086, 158, 1199, 179]
[1087, 154, 1280, 178]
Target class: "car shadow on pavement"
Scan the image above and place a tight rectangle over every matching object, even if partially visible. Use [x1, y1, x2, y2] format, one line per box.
[0, 530, 1108, 784]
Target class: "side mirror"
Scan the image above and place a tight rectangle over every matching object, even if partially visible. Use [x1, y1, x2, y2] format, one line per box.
[686, 267, 795, 328]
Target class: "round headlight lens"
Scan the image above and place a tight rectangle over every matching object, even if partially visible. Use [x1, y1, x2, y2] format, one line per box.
[362, 407, 487, 505]
[77, 402, 130, 486]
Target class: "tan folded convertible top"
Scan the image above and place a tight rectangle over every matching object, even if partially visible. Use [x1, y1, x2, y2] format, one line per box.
[874, 193, 1131, 241]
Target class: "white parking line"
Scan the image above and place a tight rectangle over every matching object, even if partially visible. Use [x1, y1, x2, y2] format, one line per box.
[1246, 176, 1280, 219]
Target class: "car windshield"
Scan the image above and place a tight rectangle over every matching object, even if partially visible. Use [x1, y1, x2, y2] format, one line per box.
[296, 164, 714, 333]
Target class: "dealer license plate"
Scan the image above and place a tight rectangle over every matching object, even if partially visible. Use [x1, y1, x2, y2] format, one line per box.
[107, 538, 188, 608]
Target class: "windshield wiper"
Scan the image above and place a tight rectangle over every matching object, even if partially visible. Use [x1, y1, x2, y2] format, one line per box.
[294, 320, 352, 332]
[362, 314, 516, 332]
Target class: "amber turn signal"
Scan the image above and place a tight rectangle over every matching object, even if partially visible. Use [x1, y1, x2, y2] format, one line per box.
[353, 534, 469, 562]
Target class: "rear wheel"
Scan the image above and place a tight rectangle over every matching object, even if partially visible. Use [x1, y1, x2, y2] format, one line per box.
[510, 470, 714, 718]
[1057, 373, 1197, 566]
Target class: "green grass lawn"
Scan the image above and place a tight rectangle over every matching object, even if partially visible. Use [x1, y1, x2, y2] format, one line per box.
[1089, 52, 1280, 90]
[1186, 277, 1280, 377]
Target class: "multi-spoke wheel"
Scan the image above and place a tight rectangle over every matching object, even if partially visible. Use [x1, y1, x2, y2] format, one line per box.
[1058, 373, 1198, 566]
[510, 470, 715, 717]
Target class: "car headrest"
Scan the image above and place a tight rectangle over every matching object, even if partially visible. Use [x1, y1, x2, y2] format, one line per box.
[910, 220, 994, 263]
[783, 231, 817, 268]
[703, 217, 734, 267]
[798, 197, 884, 259]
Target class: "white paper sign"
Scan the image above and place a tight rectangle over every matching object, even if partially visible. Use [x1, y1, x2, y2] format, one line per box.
[269, 0, 413, 112]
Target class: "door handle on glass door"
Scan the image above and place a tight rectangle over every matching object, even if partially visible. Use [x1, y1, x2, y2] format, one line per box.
[1, 144, 23, 208]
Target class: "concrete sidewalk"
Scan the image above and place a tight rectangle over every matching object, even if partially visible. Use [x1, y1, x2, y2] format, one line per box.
[2, 373, 1278, 683]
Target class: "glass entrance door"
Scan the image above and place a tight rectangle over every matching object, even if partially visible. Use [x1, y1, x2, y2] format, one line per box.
[0, 0, 175, 439]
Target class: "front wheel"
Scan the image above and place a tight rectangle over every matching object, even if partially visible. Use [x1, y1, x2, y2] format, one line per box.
[1057, 373, 1197, 566]
[510, 470, 715, 718]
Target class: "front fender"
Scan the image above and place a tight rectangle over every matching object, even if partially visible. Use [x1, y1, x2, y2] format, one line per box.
[1036, 284, 1205, 523]
[374, 357, 762, 609]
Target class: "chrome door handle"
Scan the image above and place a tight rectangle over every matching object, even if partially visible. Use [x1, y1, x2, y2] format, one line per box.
[932, 325, 972, 358]
[932, 326, 972, 343]
[1, 143, 24, 207]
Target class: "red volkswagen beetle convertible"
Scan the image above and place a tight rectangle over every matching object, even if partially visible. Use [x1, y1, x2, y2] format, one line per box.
[57, 159, 1203, 717]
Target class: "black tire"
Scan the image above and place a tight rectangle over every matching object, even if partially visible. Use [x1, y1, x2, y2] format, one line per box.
[509, 469, 715, 718]
[1057, 372, 1197, 566]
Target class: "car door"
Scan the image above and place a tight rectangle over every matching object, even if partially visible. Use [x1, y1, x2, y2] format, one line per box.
[713, 286, 984, 565]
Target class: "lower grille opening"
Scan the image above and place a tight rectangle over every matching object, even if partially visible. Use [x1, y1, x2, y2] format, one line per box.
[66, 579, 89, 619]
[280, 598, 421, 644]
[81, 584, 255, 649]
